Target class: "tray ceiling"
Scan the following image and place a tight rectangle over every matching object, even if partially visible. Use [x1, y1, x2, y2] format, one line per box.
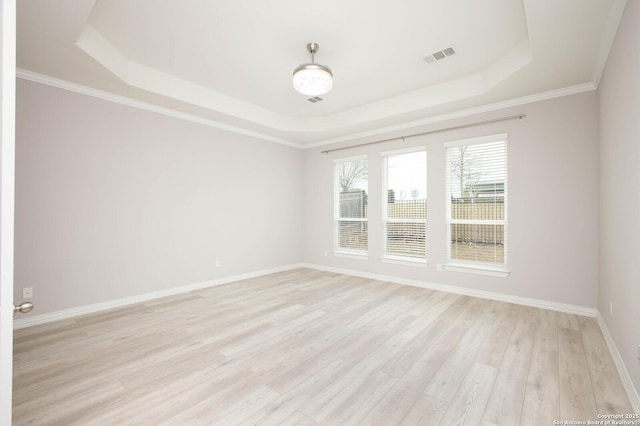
[17, 0, 625, 146]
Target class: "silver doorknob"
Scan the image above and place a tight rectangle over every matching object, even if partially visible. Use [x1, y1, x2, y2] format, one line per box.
[13, 302, 34, 314]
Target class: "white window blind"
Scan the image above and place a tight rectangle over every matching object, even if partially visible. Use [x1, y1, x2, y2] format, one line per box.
[382, 148, 427, 261]
[334, 156, 368, 254]
[445, 134, 507, 267]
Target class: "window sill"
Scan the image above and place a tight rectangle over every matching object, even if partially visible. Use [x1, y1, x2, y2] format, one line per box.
[381, 256, 427, 267]
[444, 263, 510, 278]
[333, 250, 369, 261]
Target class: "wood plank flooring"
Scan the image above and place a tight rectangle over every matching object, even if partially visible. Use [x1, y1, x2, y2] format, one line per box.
[12, 268, 634, 425]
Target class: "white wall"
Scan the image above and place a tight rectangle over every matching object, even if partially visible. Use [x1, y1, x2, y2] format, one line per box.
[598, 0, 640, 394]
[303, 92, 599, 308]
[14, 78, 603, 317]
[14, 79, 303, 316]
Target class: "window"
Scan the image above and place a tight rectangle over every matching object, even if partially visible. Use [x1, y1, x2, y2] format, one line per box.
[334, 156, 368, 256]
[445, 134, 507, 273]
[382, 147, 427, 263]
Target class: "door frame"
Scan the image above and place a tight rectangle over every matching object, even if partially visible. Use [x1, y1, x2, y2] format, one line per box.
[0, 0, 16, 423]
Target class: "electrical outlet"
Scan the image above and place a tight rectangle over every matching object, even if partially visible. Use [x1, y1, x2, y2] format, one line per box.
[324, 250, 328, 257]
[609, 302, 613, 316]
[436, 264, 442, 271]
[215, 259, 221, 267]
[23, 287, 33, 299]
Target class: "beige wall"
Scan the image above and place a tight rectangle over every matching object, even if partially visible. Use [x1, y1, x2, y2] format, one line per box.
[598, 0, 640, 394]
[15, 79, 602, 314]
[303, 91, 600, 308]
[14, 79, 303, 315]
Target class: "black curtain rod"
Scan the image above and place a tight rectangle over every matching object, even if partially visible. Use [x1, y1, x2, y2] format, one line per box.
[320, 113, 526, 154]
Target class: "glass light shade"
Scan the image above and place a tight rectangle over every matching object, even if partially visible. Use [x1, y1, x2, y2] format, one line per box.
[292, 63, 333, 96]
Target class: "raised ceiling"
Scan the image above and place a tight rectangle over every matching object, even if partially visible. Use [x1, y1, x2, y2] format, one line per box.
[17, 0, 625, 147]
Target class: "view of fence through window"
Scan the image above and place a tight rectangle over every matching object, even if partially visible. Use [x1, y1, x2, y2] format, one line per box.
[446, 137, 507, 265]
[384, 149, 427, 259]
[335, 157, 368, 253]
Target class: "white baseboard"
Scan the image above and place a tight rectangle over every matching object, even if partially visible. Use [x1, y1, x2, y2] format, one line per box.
[596, 313, 640, 413]
[302, 263, 598, 317]
[14, 262, 637, 412]
[303, 263, 640, 412]
[13, 263, 304, 329]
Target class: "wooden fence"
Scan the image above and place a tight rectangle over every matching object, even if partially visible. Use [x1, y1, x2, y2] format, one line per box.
[386, 199, 504, 244]
[338, 197, 505, 249]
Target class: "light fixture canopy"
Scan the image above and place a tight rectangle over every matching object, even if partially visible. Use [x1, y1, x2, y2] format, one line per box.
[293, 43, 333, 96]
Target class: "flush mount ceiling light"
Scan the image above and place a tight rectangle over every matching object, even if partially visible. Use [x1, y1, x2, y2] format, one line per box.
[292, 42, 333, 97]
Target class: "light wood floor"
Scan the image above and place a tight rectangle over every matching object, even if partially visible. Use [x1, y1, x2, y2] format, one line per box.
[13, 268, 633, 425]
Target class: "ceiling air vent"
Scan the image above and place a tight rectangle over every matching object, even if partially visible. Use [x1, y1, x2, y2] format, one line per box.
[307, 96, 323, 103]
[424, 46, 456, 64]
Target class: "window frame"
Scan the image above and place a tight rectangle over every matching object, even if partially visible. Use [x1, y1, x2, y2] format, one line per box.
[333, 155, 369, 259]
[444, 133, 509, 277]
[380, 146, 427, 266]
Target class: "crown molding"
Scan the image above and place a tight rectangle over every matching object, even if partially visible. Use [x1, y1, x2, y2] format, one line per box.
[17, 68, 598, 151]
[16, 69, 301, 149]
[303, 82, 598, 149]
[74, 25, 532, 135]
